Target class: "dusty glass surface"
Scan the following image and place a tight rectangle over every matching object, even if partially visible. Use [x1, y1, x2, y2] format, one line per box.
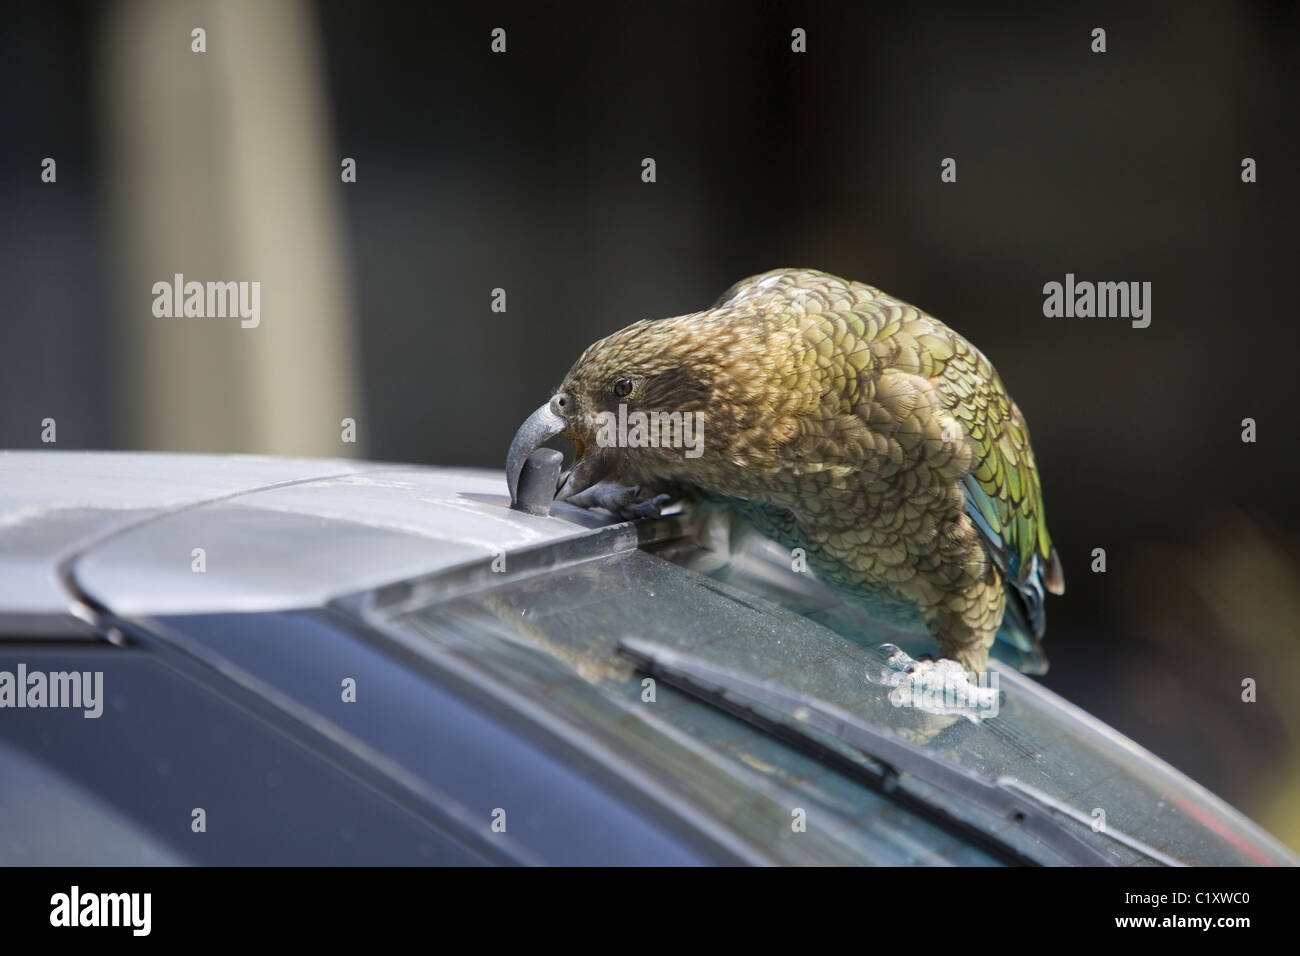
[368, 527, 1295, 867]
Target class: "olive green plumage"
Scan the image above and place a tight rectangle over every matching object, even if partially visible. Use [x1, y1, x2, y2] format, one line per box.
[546, 268, 1064, 674]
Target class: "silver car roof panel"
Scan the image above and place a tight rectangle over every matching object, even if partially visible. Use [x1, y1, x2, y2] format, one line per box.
[0, 451, 605, 625]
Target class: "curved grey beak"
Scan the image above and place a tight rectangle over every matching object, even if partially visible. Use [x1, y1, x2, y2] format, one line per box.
[505, 399, 568, 505]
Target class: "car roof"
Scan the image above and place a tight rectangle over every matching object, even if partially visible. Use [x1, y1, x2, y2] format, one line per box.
[4, 451, 1297, 865]
[0, 451, 609, 632]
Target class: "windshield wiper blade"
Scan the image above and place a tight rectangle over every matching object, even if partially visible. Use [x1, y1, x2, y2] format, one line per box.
[618, 637, 1118, 867]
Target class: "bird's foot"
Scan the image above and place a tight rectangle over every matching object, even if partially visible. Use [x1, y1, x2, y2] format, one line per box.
[562, 481, 673, 521]
[866, 644, 1000, 721]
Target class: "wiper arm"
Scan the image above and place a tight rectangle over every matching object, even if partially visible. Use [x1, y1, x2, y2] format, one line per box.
[618, 637, 1120, 867]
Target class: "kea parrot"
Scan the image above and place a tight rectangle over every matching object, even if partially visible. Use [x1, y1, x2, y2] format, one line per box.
[506, 268, 1064, 677]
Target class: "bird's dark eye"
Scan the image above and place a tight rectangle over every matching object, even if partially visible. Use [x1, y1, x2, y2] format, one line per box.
[613, 378, 634, 398]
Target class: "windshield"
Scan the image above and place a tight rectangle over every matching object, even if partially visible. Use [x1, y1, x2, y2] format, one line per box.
[357, 520, 1295, 866]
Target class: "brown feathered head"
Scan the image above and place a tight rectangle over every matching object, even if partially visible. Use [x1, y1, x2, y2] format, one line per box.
[506, 308, 792, 504]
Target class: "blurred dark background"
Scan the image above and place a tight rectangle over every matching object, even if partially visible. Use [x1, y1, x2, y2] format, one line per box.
[2, 1, 1298, 846]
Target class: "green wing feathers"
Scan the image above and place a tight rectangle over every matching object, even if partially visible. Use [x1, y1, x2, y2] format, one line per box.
[941, 345, 1063, 593]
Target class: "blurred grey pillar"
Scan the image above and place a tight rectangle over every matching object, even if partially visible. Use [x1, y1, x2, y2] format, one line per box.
[101, 0, 363, 456]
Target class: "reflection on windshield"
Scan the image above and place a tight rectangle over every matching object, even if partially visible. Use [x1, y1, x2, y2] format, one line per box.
[366, 533, 1294, 866]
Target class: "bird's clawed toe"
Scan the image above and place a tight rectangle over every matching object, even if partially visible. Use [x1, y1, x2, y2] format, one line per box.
[867, 644, 1000, 721]
[563, 481, 672, 521]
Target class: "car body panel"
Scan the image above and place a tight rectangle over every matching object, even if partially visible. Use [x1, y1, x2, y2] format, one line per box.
[1, 451, 603, 628]
[2, 451, 1296, 865]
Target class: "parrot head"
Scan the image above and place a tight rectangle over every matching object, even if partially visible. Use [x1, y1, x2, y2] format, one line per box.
[506, 311, 777, 505]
